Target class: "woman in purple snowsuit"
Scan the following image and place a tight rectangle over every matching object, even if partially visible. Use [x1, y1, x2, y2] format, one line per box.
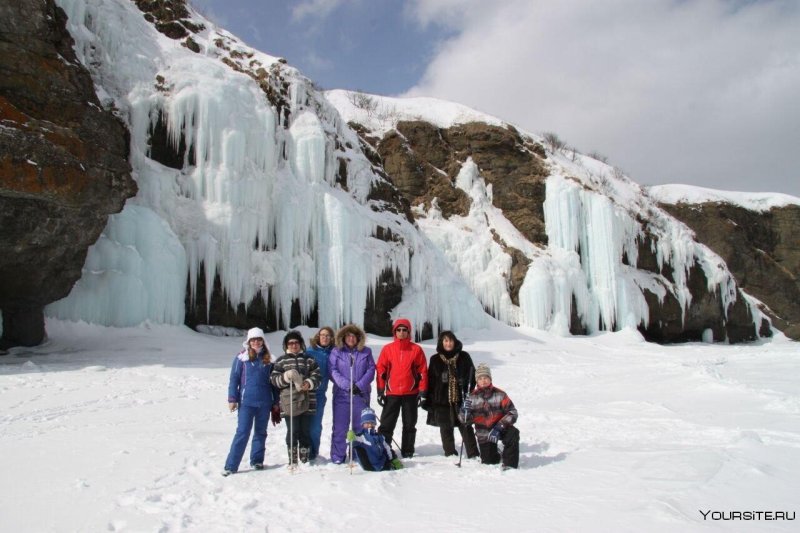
[328, 324, 376, 464]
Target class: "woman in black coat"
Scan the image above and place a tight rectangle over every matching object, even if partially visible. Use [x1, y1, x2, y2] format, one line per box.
[424, 331, 479, 458]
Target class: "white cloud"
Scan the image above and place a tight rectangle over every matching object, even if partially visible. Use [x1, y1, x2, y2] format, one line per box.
[405, 0, 800, 195]
[291, 0, 347, 22]
[303, 50, 335, 72]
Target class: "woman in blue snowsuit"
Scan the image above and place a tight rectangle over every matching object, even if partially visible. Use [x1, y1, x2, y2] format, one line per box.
[328, 324, 375, 464]
[223, 327, 280, 476]
[306, 327, 334, 461]
[350, 407, 401, 471]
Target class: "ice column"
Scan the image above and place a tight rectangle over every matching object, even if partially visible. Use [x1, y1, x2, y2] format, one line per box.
[531, 175, 645, 333]
[46, 205, 187, 326]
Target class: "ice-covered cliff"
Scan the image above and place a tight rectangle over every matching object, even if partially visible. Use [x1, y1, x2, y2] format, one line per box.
[39, 0, 771, 342]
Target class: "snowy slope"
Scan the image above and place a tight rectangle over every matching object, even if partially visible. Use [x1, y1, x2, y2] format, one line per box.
[1, 321, 798, 531]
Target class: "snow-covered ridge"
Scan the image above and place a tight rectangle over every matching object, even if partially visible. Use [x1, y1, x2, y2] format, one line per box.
[648, 184, 800, 212]
[325, 89, 506, 138]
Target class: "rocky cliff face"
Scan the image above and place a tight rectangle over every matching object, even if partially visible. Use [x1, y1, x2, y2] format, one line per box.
[660, 202, 800, 340]
[0, 0, 135, 347]
[365, 120, 547, 307]
[351, 113, 771, 343]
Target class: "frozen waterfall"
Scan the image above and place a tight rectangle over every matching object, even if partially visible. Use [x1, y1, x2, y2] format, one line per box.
[47, 0, 488, 335]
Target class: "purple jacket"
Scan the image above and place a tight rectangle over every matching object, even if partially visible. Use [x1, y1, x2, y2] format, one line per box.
[329, 345, 376, 398]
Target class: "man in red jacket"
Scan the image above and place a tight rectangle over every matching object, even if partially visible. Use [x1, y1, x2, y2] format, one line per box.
[376, 318, 428, 458]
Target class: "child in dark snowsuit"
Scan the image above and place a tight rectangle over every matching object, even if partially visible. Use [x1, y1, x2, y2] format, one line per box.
[349, 408, 403, 471]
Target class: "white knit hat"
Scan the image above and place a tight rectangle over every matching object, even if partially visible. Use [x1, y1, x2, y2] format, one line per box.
[243, 327, 269, 351]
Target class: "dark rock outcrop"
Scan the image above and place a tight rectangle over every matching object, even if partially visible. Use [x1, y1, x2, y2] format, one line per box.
[359, 120, 551, 327]
[133, 0, 204, 40]
[0, 0, 135, 347]
[440, 123, 549, 245]
[661, 202, 800, 340]
[370, 121, 549, 244]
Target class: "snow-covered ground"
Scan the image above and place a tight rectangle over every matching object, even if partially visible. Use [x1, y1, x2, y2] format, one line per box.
[1, 321, 798, 532]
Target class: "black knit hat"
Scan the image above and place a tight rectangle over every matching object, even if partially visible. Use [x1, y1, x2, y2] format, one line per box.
[282, 330, 306, 352]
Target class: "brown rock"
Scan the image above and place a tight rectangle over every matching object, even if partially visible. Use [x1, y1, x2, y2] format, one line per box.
[0, 0, 135, 347]
[662, 202, 800, 340]
[375, 121, 549, 241]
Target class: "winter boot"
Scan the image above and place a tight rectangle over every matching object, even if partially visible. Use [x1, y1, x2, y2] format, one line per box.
[287, 446, 298, 466]
[401, 427, 417, 458]
[440, 426, 458, 456]
[298, 447, 309, 464]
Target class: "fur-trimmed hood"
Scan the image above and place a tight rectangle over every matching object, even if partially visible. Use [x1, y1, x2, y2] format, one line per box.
[335, 324, 367, 350]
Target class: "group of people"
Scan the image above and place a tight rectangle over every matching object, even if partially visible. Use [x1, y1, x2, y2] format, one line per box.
[222, 319, 520, 476]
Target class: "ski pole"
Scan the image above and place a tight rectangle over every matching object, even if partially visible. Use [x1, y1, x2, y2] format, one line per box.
[348, 353, 354, 474]
[289, 377, 294, 472]
[456, 365, 474, 468]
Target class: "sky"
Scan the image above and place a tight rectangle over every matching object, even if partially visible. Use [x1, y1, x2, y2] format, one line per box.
[190, 0, 800, 197]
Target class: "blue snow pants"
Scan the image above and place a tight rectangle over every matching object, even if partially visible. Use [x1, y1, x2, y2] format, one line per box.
[309, 393, 327, 460]
[224, 404, 269, 472]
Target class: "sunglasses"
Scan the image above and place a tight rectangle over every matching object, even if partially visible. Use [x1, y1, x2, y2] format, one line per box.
[287, 340, 301, 345]
[395, 327, 408, 332]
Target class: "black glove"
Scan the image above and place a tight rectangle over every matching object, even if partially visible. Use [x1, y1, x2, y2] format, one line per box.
[351, 385, 361, 395]
[488, 424, 504, 443]
[416, 392, 427, 408]
[377, 389, 386, 407]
